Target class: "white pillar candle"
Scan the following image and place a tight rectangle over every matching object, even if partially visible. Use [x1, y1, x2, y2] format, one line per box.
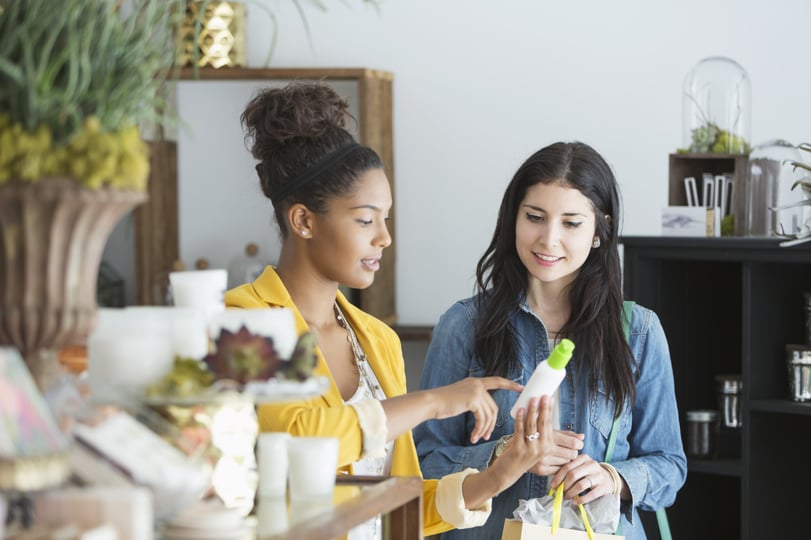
[125, 306, 208, 360]
[286, 437, 339, 502]
[168, 307, 209, 360]
[169, 269, 228, 321]
[256, 495, 288, 536]
[257, 432, 291, 496]
[87, 309, 173, 405]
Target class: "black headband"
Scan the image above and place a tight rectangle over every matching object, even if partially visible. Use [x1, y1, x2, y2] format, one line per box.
[268, 142, 361, 206]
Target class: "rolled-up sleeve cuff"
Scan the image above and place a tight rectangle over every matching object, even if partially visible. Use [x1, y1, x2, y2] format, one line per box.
[348, 399, 387, 459]
[613, 460, 646, 524]
[436, 468, 491, 529]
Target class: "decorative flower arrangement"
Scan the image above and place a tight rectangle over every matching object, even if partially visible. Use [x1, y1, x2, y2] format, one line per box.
[0, 0, 181, 190]
[146, 328, 318, 400]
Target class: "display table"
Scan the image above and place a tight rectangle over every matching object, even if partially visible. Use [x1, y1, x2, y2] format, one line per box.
[262, 475, 423, 540]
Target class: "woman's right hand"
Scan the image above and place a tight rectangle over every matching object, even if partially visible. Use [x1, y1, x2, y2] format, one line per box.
[429, 376, 523, 444]
[462, 395, 560, 508]
[493, 396, 560, 478]
[498, 396, 583, 477]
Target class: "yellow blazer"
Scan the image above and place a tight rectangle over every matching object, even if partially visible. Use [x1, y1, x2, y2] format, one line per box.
[225, 266, 453, 536]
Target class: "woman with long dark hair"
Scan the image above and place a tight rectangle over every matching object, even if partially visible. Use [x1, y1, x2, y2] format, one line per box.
[414, 142, 686, 539]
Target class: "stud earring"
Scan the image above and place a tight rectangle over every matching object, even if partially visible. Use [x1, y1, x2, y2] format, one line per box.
[592, 238, 601, 248]
[301, 230, 309, 237]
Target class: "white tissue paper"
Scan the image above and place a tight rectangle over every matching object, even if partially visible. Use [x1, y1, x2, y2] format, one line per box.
[512, 493, 621, 534]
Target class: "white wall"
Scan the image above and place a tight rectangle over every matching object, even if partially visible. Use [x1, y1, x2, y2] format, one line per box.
[173, 0, 811, 325]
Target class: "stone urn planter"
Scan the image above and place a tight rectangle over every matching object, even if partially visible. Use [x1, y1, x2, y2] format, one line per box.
[0, 178, 147, 388]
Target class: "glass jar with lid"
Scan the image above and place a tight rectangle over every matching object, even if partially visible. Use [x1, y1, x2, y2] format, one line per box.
[682, 56, 751, 154]
[745, 139, 806, 236]
[686, 409, 719, 459]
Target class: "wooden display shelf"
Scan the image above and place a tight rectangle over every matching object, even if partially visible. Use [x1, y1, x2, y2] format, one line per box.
[668, 153, 749, 235]
[264, 475, 423, 540]
[392, 325, 434, 342]
[179, 67, 393, 81]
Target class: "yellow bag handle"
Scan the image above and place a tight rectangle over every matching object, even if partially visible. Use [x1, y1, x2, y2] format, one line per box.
[578, 503, 595, 539]
[549, 483, 564, 533]
[547, 483, 595, 540]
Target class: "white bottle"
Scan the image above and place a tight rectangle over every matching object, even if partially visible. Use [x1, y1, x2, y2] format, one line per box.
[510, 338, 575, 419]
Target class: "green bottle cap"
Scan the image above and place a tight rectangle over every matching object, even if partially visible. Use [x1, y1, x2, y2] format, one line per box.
[547, 338, 575, 370]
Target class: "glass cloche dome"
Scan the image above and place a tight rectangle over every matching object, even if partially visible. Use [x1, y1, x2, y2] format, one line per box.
[682, 57, 751, 154]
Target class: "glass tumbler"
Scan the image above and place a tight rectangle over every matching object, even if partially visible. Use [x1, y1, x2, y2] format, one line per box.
[715, 374, 743, 428]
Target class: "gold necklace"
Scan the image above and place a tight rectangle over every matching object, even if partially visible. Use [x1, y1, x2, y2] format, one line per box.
[333, 302, 383, 396]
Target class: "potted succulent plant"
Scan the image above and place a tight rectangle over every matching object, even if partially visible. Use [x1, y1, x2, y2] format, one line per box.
[0, 0, 181, 387]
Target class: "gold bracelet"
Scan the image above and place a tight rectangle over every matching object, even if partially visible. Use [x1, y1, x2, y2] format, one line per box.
[493, 434, 513, 459]
[599, 462, 622, 496]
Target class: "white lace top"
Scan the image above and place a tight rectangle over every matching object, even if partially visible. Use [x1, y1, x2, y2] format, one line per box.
[336, 303, 394, 540]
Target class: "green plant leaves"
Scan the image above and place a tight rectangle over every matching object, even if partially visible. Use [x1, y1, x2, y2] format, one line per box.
[0, 0, 183, 144]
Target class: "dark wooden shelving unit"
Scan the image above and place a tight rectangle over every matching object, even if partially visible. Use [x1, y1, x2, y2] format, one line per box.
[749, 399, 811, 415]
[687, 459, 742, 477]
[621, 236, 811, 540]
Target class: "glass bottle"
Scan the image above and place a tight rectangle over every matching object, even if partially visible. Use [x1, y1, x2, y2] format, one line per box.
[682, 57, 751, 154]
[745, 140, 806, 236]
[510, 339, 574, 419]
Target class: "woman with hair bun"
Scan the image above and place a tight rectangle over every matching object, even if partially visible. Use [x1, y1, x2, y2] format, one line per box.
[226, 83, 584, 538]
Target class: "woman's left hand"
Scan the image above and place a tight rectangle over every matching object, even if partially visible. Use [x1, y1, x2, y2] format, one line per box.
[549, 453, 616, 505]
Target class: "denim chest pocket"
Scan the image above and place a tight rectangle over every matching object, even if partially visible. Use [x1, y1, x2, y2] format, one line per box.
[589, 381, 631, 441]
[470, 366, 521, 430]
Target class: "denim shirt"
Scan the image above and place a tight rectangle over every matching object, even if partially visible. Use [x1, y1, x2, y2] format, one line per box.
[413, 296, 687, 540]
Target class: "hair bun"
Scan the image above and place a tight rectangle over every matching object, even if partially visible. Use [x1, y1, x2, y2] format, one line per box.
[243, 83, 350, 148]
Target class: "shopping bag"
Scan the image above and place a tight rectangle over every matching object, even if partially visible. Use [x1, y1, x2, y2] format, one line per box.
[501, 519, 622, 540]
[501, 483, 624, 540]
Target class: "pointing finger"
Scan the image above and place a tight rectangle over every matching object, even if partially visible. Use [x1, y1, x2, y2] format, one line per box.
[480, 376, 524, 393]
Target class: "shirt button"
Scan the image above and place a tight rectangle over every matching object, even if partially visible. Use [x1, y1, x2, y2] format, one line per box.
[566, 423, 573, 430]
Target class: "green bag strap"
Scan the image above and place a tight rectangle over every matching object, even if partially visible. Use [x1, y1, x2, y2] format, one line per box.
[604, 301, 634, 463]
[606, 301, 674, 540]
[656, 508, 673, 540]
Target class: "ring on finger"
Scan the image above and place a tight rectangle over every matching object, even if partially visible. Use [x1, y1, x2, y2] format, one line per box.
[526, 431, 540, 441]
[585, 476, 593, 489]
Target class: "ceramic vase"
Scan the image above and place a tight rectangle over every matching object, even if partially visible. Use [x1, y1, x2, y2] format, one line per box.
[0, 178, 147, 389]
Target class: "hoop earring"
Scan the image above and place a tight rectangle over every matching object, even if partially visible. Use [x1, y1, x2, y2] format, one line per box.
[592, 237, 601, 248]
